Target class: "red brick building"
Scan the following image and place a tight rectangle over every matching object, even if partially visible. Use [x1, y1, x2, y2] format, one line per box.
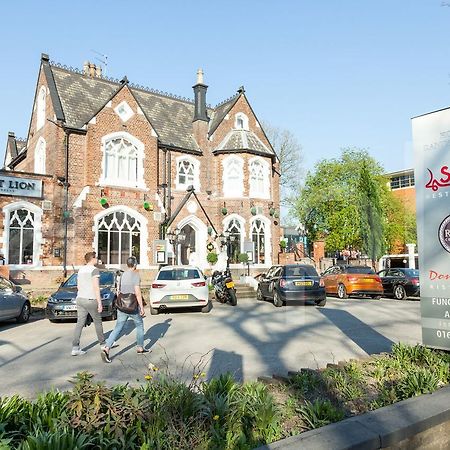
[2, 54, 280, 282]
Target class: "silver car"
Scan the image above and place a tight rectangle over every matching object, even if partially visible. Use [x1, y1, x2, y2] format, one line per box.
[0, 276, 31, 323]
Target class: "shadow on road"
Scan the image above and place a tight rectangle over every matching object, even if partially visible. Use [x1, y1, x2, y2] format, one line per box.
[207, 348, 243, 382]
[319, 308, 394, 354]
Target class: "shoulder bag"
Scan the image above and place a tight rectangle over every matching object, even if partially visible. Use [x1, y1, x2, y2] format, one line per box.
[116, 276, 138, 314]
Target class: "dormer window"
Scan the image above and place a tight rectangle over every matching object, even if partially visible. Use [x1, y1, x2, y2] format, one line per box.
[176, 156, 200, 191]
[235, 113, 249, 130]
[36, 86, 46, 131]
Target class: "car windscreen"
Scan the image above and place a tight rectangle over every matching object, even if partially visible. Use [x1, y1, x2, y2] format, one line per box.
[63, 271, 115, 287]
[157, 269, 201, 281]
[345, 266, 375, 274]
[284, 266, 318, 277]
[404, 269, 419, 277]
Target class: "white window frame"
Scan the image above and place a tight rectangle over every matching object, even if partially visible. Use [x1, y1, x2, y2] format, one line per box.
[249, 157, 270, 199]
[36, 86, 46, 131]
[223, 214, 246, 263]
[114, 101, 135, 122]
[234, 112, 249, 130]
[98, 132, 147, 190]
[34, 137, 46, 174]
[2, 201, 43, 268]
[249, 215, 272, 267]
[222, 155, 244, 198]
[175, 155, 201, 192]
[93, 205, 149, 268]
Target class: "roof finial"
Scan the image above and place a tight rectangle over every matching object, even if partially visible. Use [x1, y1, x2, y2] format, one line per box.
[197, 68, 204, 85]
[237, 85, 245, 94]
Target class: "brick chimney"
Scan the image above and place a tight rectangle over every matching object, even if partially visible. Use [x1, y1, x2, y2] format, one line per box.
[83, 61, 102, 77]
[192, 69, 209, 147]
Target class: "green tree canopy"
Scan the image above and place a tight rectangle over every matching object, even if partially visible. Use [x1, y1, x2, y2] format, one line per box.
[295, 148, 416, 260]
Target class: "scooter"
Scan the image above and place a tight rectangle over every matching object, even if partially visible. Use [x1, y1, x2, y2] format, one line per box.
[211, 269, 237, 306]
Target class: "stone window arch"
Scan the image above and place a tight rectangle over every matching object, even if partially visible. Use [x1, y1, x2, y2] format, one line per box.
[99, 132, 146, 189]
[249, 157, 270, 199]
[223, 214, 245, 263]
[2, 201, 43, 266]
[222, 155, 244, 198]
[36, 86, 46, 131]
[34, 137, 46, 174]
[175, 155, 200, 191]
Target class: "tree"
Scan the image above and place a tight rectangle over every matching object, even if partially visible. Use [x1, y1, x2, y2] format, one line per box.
[295, 147, 408, 262]
[262, 122, 304, 208]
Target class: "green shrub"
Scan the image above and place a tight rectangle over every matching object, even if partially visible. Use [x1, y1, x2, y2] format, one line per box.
[206, 252, 218, 265]
[396, 367, 440, 400]
[290, 370, 320, 395]
[238, 253, 249, 264]
[297, 400, 344, 430]
[19, 430, 93, 450]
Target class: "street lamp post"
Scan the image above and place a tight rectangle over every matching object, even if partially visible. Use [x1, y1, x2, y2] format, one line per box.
[166, 228, 185, 265]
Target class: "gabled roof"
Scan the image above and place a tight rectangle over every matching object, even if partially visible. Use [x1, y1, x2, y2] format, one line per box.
[208, 95, 239, 137]
[4, 133, 27, 168]
[214, 129, 275, 158]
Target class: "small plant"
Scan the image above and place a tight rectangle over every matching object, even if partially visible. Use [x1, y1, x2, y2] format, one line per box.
[297, 400, 344, 430]
[206, 252, 218, 265]
[238, 253, 249, 264]
[396, 367, 440, 400]
[290, 370, 320, 395]
[279, 240, 287, 251]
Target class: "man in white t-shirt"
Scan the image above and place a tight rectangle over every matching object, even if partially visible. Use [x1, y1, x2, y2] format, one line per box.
[71, 251, 107, 357]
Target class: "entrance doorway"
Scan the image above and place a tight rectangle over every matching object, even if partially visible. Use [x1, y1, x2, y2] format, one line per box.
[180, 224, 195, 265]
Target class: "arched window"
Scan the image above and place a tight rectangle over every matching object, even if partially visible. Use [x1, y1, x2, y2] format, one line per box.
[223, 156, 244, 197]
[36, 86, 46, 131]
[235, 113, 249, 130]
[225, 217, 243, 263]
[176, 156, 200, 191]
[249, 158, 269, 198]
[97, 211, 141, 265]
[34, 138, 46, 174]
[100, 133, 146, 189]
[251, 219, 266, 264]
[8, 209, 35, 265]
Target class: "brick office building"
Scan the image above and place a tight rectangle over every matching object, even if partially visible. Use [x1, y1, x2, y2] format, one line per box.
[2, 54, 280, 283]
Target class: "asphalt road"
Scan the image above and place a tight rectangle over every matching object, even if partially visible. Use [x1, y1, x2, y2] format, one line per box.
[0, 296, 422, 398]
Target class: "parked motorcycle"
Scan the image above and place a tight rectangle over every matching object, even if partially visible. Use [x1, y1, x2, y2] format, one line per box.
[211, 270, 237, 306]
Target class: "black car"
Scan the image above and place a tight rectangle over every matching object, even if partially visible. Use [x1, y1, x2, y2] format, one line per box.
[256, 264, 326, 307]
[45, 270, 119, 322]
[376, 268, 420, 300]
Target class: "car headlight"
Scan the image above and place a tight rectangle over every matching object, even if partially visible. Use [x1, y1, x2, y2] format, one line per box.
[47, 296, 57, 304]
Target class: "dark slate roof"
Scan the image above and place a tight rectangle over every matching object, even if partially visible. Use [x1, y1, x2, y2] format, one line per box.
[51, 66, 119, 128]
[16, 139, 27, 154]
[215, 130, 274, 157]
[208, 95, 239, 137]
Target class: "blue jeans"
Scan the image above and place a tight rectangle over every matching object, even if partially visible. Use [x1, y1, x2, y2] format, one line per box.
[106, 310, 144, 348]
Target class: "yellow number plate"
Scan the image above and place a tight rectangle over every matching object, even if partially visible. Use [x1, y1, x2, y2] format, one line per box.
[171, 295, 189, 300]
[295, 281, 313, 286]
[226, 281, 235, 288]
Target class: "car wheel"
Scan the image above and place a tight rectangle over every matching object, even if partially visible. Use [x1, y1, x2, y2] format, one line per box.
[316, 298, 327, 307]
[16, 301, 31, 323]
[337, 284, 348, 299]
[393, 285, 407, 300]
[273, 290, 283, 307]
[256, 286, 264, 301]
[201, 301, 212, 313]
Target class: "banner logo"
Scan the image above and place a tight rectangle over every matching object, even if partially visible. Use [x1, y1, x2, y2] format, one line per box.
[438, 215, 450, 253]
[426, 166, 450, 191]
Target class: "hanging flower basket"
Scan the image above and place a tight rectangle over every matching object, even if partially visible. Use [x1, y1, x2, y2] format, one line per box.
[250, 207, 257, 215]
[143, 201, 153, 211]
[221, 207, 228, 215]
[274, 211, 279, 219]
[207, 226, 213, 235]
[100, 197, 108, 207]
[269, 207, 276, 216]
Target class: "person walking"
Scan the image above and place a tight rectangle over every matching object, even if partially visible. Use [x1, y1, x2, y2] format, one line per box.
[71, 251, 107, 357]
[101, 256, 147, 363]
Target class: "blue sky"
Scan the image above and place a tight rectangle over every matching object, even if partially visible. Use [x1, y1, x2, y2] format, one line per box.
[1, 0, 449, 174]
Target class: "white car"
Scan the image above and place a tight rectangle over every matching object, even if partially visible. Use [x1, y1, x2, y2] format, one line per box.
[149, 266, 211, 314]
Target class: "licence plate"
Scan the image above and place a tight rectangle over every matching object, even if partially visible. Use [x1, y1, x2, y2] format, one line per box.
[171, 295, 189, 300]
[294, 281, 313, 286]
[226, 281, 235, 288]
[63, 305, 77, 311]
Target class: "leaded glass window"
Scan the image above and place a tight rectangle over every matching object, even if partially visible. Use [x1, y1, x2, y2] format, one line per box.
[8, 209, 35, 264]
[223, 157, 243, 197]
[225, 218, 242, 263]
[97, 211, 141, 265]
[249, 159, 268, 198]
[177, 159, 196, 189]
[104, 137, 138, 183]
[251, 219, 265, 264]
